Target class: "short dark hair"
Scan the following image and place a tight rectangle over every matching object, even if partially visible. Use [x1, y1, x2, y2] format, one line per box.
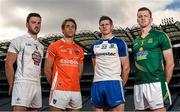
[138, 7, 152, 18]
[61, 18, 77, 30]
[99, 16, 113, 25]
[26, 13, 41, 23]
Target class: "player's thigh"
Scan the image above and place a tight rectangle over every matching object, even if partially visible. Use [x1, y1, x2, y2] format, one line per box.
[31, 85, 42, 108]
[105, 80, 125, 107]
[67, 91, 82, 109]
[146, 82, 171, 110]
[90, 82, 104, 108]
[134, 84, 146, 110]
[49, 90, 71, 110]
[12, 82, 35, 107]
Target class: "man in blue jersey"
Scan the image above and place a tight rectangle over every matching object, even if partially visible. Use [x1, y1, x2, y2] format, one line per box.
[90, 16, 130, 111]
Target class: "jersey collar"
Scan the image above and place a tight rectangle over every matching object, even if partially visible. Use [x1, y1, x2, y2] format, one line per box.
[149, 27, 156, 33]
[101, 35, 114, 41]
[26, 33, 39, 43]
[61, 38, 75, 44]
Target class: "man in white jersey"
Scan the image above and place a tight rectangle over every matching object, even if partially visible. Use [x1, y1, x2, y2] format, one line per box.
[5, 13, 44, 111]
[90, 16, 130, 111]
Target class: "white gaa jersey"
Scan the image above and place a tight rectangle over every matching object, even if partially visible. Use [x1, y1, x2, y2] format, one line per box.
[91, 36, 128, 82]
[8, 33, 44, 84]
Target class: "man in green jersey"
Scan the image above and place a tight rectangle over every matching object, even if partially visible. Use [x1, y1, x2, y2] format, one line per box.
[132, 7, 174, 111]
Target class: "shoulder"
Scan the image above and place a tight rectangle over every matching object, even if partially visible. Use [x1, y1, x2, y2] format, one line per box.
[11, 34, 26, 41]
[133, 36, 140, 43]
[48, 39, 62, 48]
[152, 30, 170, 44]
[112, 37, 126, 45]
[95, 39, 103, 45]
[46, 40, 61, 53]
[152, 29, 167, 37]
[8, 34, 28, 52]
[91, 39, 103, 48]
[10, 34, 28, 46]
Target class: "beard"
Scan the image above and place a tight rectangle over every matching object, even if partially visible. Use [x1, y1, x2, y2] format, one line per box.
[28, 27, 40, 35]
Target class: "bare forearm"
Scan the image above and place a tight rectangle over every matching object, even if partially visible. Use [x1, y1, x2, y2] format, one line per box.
[78, 64, 83, 79]
[163, 49, 174, 84]
[78, 67, 83, 79]
[78, 71, 83, 79]
[120, 57, 130, 86]
[5, 65, 14, 86]
[44, 70, 52, 85]
[5, 52, 17, 87]
[121, 67, 130, 86]
[44, 59, 54, 85]
[92, 59, 95, 69]
[165, 63, 174, 84]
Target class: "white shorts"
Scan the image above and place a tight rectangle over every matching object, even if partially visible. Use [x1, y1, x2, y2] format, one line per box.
[11, 82, 42, 108]
[49, 90, 82, 110]
[134, 82, 171, 110]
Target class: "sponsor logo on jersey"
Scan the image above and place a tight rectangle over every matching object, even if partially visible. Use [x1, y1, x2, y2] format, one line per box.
[94, 45, 100, 48]
[32, 50, 42, 66]
[148, 38, 153, 43]
[136, 51, 148, 61]
[101, 44, 107, 49]
[74, 49, 79, 55]
[25, 43, 32, 46]
[109, 44, 115, 48]
[96, 52, 116, 56]
[60, 59, 78, 65]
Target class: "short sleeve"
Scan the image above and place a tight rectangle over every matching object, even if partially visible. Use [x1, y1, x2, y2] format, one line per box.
[45, 43, 56, 61]
[159, 32, 172, 50]
[90, 44, 95, 59]
[117, 39, 128, 57]
[8, 38, 21, 53]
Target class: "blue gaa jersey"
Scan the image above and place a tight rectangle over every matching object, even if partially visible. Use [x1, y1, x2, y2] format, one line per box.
[91, 36, 128, 82]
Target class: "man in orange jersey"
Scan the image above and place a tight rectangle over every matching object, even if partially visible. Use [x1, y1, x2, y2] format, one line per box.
[44, 18, 84, 111]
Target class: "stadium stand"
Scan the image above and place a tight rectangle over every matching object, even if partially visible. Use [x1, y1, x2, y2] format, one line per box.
[0, 19, 180, 111]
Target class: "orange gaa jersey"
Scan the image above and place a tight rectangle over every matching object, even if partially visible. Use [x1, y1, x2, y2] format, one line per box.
[46, 38, 84, 91]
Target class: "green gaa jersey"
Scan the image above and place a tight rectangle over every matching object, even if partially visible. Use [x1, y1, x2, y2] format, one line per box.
[132, 28, 172, 84]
